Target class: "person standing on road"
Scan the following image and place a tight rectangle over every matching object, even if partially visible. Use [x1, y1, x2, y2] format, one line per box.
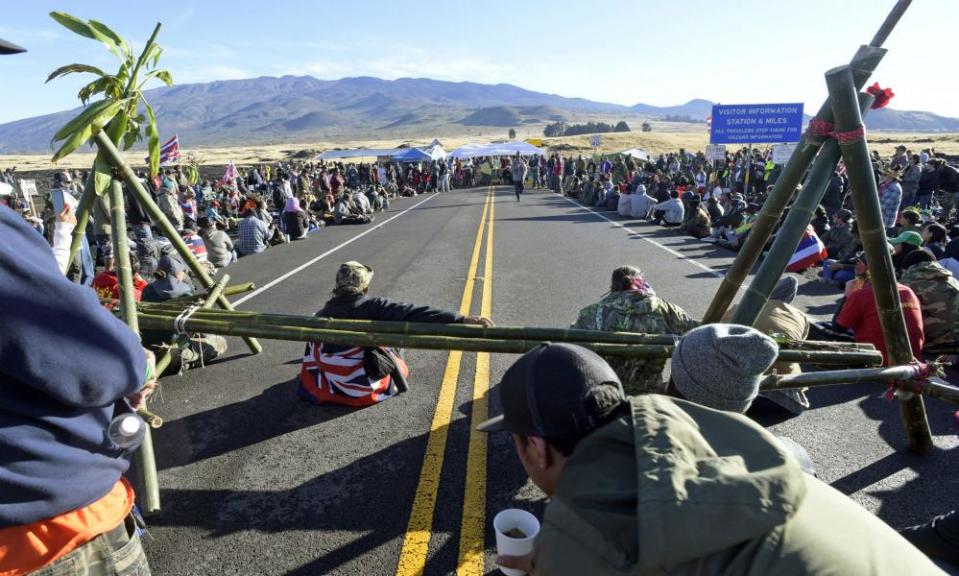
[300, 261, 493, 407]
[511, 154, 528, 201]
[571, 265, 698, 395]
[480, 343, 945, 576]
[0, 203, 156, 576]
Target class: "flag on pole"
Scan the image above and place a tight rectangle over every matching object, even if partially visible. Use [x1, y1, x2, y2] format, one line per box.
[145, 135, 181, 167]
[221, 161, 238, 184]
[786, 226, 828, 272]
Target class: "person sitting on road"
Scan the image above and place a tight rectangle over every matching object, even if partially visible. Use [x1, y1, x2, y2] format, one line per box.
[720, 275, 812, 414]
[890, 230, 924, 276]
[199, 216, 235, 270]
[282, 196, 309, 240]
[836, 251, 924, 365]
[680, 195, 711, 239]
[479, 343, 942, 576]
[299, 261, 493, 408]
[92, 244, 148, 304]
[900, 248, 959, 352]
[571, 265, 698, 395]
[651, 189, 684, 227]
[333, 193, 372, 225]
[629, 183, 657, 220]
[236, 208, 272, 256]
[922, 222, 948, 260]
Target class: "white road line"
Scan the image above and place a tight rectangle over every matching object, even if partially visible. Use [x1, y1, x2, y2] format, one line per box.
[557, 194, 725, 279]
[232, 193, 440, 307]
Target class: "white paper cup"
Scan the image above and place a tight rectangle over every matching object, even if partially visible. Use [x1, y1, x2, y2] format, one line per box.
[493, 508, 540, 576]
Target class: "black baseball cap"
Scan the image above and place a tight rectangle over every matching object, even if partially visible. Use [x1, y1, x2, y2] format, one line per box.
[476, 343, 627, 436]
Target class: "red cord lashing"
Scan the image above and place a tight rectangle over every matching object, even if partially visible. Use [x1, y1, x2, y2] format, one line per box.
[835, 126, 866, 145]
[884, 362, 931, 402]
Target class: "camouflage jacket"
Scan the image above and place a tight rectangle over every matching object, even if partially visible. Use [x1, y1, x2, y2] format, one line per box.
[901, 261, 959, 349]
[572, 291, 699, 395]
[823, 223, 858, 261]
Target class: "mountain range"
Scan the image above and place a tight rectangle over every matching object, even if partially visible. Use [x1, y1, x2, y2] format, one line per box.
[0, 75, 957, 154]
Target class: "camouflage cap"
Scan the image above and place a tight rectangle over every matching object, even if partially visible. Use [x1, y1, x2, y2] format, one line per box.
[335, 261, 374, 292]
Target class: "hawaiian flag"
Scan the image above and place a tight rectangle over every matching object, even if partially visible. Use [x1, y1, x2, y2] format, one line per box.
[145, 135, 181, 167]
[787, 226, 828, 272]
[299, 341, 409, 408]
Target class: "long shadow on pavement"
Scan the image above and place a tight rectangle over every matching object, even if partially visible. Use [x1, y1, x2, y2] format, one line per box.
[154, 378, 354, 471]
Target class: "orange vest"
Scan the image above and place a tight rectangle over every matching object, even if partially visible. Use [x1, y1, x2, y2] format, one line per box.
[0, 479, 133, 576]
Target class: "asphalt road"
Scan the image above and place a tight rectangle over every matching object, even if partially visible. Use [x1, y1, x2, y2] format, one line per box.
[144, 186, 959, 576]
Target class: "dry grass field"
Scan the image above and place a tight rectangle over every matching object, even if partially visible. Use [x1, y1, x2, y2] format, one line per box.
[3, 128, 957, 171]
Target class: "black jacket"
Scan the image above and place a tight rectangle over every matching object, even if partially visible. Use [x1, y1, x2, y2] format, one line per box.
[317, 293, 464, 324]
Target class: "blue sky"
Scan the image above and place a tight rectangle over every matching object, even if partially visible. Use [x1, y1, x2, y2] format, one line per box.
[1, 0, 956, 124]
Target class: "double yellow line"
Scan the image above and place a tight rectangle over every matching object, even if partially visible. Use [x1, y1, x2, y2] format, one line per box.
[395, 187, 495, 576]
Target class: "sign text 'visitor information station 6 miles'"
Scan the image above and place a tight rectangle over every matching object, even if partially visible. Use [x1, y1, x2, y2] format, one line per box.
[709, 103, 804, 145]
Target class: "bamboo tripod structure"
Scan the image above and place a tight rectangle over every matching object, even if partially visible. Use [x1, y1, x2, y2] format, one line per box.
[700, 0, 934, 452]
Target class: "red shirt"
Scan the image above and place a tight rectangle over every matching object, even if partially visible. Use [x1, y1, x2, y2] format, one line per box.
[837, 283, 924, 365]
[92, 271, 147, 304]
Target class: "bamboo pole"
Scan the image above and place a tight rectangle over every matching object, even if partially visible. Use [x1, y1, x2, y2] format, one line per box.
[761, 365, 959, 406]
[825, 65, 933, 453]
[701, 33, 897, 323]
[134, 310, 883, 366]
[730, 91, 875, 326]
[92, 130, 262, 355]
[66, 171, 99, 273]
[109, 179, 138, 334]
[135, 304, 878, 353]
[107, 177, 160, 514]
[154, 274, 229, 375]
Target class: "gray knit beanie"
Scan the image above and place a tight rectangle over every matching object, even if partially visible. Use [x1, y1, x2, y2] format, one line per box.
[770, 275, 799, 304]
[671, 324, 779, 413]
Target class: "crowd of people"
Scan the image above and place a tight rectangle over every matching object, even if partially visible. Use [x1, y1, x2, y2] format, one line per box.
[2, 140, 959, 575]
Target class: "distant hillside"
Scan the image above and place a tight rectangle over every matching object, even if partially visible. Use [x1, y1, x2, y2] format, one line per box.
[0, 75, 956, 154]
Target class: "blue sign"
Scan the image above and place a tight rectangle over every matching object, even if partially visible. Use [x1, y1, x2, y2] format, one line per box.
[709, 103, 804, 144]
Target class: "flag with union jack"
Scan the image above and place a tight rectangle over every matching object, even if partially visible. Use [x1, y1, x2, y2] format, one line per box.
[299, 341, 409, 408]
[145, 135, 181, 167]
[786, 226, 828, 272]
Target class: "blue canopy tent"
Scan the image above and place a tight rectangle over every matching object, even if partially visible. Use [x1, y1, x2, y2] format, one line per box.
[390, 147, 433, 162]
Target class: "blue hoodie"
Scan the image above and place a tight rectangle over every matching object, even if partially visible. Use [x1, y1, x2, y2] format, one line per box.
[0, 205, 146, 527]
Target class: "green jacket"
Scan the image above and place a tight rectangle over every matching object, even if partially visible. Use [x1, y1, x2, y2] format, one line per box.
[534, 395, 943, 576]
[901, 261, 959, 349]
[572, 292, 698, 395]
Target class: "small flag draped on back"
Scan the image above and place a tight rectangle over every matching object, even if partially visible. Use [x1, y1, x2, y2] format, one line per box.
[145, 135, 180, 166]
[787, 226, 828, 272]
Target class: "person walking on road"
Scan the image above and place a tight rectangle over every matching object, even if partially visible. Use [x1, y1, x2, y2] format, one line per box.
[299, 261, 493, 407]
[511, 153, 528, 201]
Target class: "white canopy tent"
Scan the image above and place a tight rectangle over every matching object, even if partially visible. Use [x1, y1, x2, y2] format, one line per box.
[450, 140, 546, 159]
[316, 148, 396, 160]
[621, 148, 653, 162]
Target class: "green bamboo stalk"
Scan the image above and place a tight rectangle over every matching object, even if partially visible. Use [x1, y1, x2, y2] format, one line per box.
[761, 365, 959, 406]
[66, 173, 96, 270]
[731, 91, 875, 327]
[825, 65, 932, 453]
[155, 274, 229, 376]
[135, 304, 878, 353]
[107, 177, 160, 513]
[701, 41, 891, 324]
[134, 310, 883, 366]
[92, 130, 262, 355]
[109, 179, 138, 334]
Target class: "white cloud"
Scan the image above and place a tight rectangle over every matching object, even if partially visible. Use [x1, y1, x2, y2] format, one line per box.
[0, 26, 60, 41]
[176, 6, 196, 25]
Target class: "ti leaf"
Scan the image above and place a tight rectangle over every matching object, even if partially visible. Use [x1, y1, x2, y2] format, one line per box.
[51, 99, 124, 162]
[46, 63, 107, 83]
[142, 99, 160, 177]
[49, 12, 97, 40]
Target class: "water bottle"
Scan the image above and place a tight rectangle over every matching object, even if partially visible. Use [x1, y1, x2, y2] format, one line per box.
[108, 413, 146, 451]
